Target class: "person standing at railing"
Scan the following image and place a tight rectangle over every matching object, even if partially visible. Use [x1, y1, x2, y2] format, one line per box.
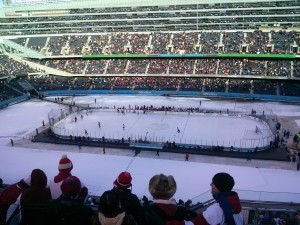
[166, 172, 243, 225]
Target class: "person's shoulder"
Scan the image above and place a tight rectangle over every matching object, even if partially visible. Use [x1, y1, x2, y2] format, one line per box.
[129, 191, 139, 199]
[176, 205, 197, 219]
[46, 198, 59, 205]
[81, 203, 95, 214]
[44, 198, 59, 212]
[124, 212, 138, 225]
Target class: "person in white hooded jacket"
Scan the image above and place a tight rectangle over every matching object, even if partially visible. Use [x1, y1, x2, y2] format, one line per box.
[166, 172, 244, 225]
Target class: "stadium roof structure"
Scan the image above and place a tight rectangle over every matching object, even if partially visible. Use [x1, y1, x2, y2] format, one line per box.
[0, 0, 297, 15]
[1, 0, 294, 8]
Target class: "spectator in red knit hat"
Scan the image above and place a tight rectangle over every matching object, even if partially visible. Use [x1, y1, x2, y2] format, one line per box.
[113, 171, 132, 189]
[44, 176, 94, 225]
[49, 155, 88, 200]
[110, 172, 142, 224]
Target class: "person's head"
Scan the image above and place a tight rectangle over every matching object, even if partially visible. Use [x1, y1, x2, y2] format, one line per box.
[149, 173, 177, 200]
[30, 169, 47, 188]
[98, 191, 122, 217]
[113, 172, 132, 189]
[58, 155, 73, 174]
[210, 172, 235, 194]
[60, 176, 81, 198]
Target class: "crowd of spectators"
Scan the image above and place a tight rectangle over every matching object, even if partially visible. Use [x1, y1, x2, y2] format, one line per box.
[168, 59, 194, 74]
[0, 52, 299, 101]
[0, 26, 299, 100]
[219, 59, 241, 75]
[127, 59, 148, 74]
[242, 59, 267, 76]
[38, 58, 297, 77]
[8, 30, 299, 58]
[271, 30, 299, 54]
[0, 158, 299, 225]
[0, 2, 299, 221]
[88, 35, 109, 54]
[47, 36, 69, 56]
[0, 55, 38, 78]
[223, 31, 244, 53]
[85, 60, 107, 75]
[293, 61, 300, 78]
[4, 75, 292, 96]
[68, 35, 89, 55]
[266, 61, 291, 77]
[1, 1, 298, 35]
[1, 75, 299, 100]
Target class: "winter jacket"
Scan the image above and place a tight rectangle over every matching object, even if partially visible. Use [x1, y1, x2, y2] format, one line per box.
[91, 211, 137, 225]
[43, 196, 94, 225]
[50, 172, 88, 200]
[166, 191, 243, 225]
[0, 179, 30, 225]
[20, 169, 52, 225]
[141, 199, 197, 225]
[110, 187, 142, 223]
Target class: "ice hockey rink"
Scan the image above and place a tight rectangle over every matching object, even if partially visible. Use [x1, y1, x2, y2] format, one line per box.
[53, 106, 272, 148]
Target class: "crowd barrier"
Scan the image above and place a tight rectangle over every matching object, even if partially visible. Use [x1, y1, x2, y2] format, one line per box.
[41, 90, 300, 103]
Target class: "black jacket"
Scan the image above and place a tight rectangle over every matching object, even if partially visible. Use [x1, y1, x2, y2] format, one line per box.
[141, 201, 197, 225]
[110, 187, 142, 223]
[44, 196, 94, 225]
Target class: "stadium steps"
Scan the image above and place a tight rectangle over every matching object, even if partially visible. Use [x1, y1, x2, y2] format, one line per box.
[1, 38, 45, 59]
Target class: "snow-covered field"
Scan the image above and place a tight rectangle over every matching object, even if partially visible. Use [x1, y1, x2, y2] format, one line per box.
[0, 96, 299, 203]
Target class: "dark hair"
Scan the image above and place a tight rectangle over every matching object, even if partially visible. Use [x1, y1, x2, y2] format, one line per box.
[98, 191, 122, 216]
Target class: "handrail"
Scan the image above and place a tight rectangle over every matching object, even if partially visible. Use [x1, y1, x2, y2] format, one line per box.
[191, 189, 300, 205]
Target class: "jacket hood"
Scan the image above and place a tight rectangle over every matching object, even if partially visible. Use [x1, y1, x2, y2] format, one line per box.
[30, 169, 47, 188]
[98, 211, 125, 225]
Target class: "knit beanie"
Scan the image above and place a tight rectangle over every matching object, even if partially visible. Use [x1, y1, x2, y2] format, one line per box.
[212, 172, 235, 192]
[58, 155, 73, 173]
[60, 176, 81, 197]
[113, 172, 132, 189]
[149, 174, 177, 200]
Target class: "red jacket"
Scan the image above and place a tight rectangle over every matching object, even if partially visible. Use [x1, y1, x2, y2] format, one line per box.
[0, 179, 30, 225]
